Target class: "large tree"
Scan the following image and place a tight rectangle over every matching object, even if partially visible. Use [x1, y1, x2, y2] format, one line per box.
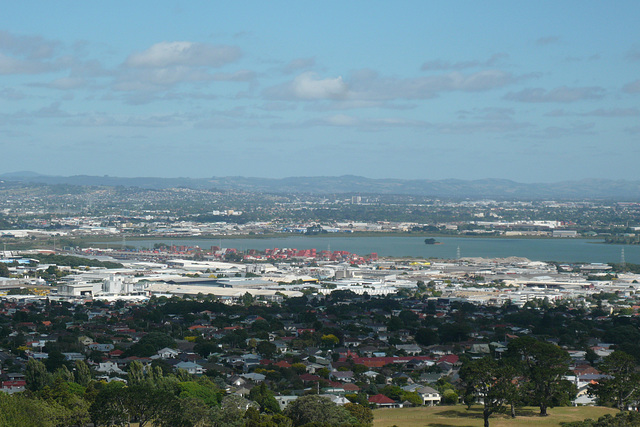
[73, 360, 92, 387]
[460, 357, 513, 427]
[284, 395, 354, 426]
[590, 350, 640, 410]
[506, 337, 576, 416]
[25, 358, 51, 392]
[248, 382, 281, 414]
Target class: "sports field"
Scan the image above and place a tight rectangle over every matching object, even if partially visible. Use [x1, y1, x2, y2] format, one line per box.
[373, 405, 618, 427]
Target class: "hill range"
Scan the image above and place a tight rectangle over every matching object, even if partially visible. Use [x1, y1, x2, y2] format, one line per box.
[2, 172, 640, 200]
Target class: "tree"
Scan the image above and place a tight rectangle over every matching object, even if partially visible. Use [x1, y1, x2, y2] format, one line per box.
[415, 328, 439, 346]
[441, 389, 459, 405]
[53, 365, 74, 383]
[248, 382, 281, 414]
[194, 340, 218, 358]
[257, 341, 277, 359]
[344, 403, 373, 426]
[0, 392, 60, 426]
[37, 378, 91, 426]
[284, 395, 354, 426]
[562, 411, 640, 426]
[44, 349, 67, 372]
[0, 262, 10, 277]
[320, 334, 340, 347]
[124, 385, 176, 427]
[127, 332, 176, 357]
[127, 360, 145, 386]
[25, 359, 51, 392]
[506, 337, 576, 416]
[157, 396, 212, 427]
[242, 292, 255, 306]
[89, 381, 129, 427]
[214, 395, 258, 426]
[590, 351, 640, 410]
[460, 357, 512, 427]
[178, 378, 223, 408]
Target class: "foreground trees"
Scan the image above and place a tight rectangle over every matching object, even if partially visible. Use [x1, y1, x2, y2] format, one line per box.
[284, 395, 356, 426]
[506, 337, 576, 416]
[460, 357, 514, 427]
[589, 351, 640, 411]
[461, 337, 576, 425]
[16, 355, 372, 427]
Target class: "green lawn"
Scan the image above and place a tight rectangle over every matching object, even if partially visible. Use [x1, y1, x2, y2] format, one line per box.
[374, 405, 619, 427]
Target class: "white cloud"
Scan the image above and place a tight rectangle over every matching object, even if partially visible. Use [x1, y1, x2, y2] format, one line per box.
[292, 72, 347, 99]
[125, 41, 241, 68]
[265, 68, 524, 105]
[265, 72, 348, 100]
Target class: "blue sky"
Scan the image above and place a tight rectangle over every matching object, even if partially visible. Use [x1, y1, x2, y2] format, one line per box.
[1, 1, 639, 182]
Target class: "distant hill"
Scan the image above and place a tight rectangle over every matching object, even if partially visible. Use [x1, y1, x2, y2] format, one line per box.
[2, 172, 640, 200]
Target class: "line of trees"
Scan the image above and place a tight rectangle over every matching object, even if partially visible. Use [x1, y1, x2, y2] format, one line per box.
[4, 358, 373, 427]
[460, 337, 576, 427]
[461, 338, 640, 427]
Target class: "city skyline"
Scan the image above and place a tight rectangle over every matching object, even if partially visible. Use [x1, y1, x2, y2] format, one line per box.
[1, 1, 639, 182]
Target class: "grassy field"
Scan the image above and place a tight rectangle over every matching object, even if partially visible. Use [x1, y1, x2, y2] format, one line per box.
[373, 405, 619, 427]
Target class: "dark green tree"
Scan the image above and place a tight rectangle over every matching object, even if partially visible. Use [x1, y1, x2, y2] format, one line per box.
[257, 341, 277, 359]
[460, 357, 512, 427]
[25, 358, 51, 392]
[415, 328, 439, 346]
[0, 262, 10, 277]
[124, 385, 176, 427]
[344, 402, 373, 426]
[44, 349, 67, 372]
[249, 382, 281, 414]
[126, 360, 145, 386]
[506, 337, 576, 416]
[589, 351, 640, 411]
[284, 395, 354, 426]
[74, 360, 91, 387]
[89, 381, 129, 427]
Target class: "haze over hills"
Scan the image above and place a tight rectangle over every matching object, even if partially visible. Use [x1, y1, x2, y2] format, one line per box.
[1, 172, 640, 200]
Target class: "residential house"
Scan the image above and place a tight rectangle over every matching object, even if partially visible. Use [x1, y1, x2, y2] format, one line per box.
[175, 361, 205, 375]
[368, 394, 403, 408]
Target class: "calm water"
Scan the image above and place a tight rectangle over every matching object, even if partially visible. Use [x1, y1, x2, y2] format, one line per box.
[111, 236, 639, 264]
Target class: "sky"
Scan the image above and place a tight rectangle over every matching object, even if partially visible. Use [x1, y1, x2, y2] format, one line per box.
[1, 1, 639, 182]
